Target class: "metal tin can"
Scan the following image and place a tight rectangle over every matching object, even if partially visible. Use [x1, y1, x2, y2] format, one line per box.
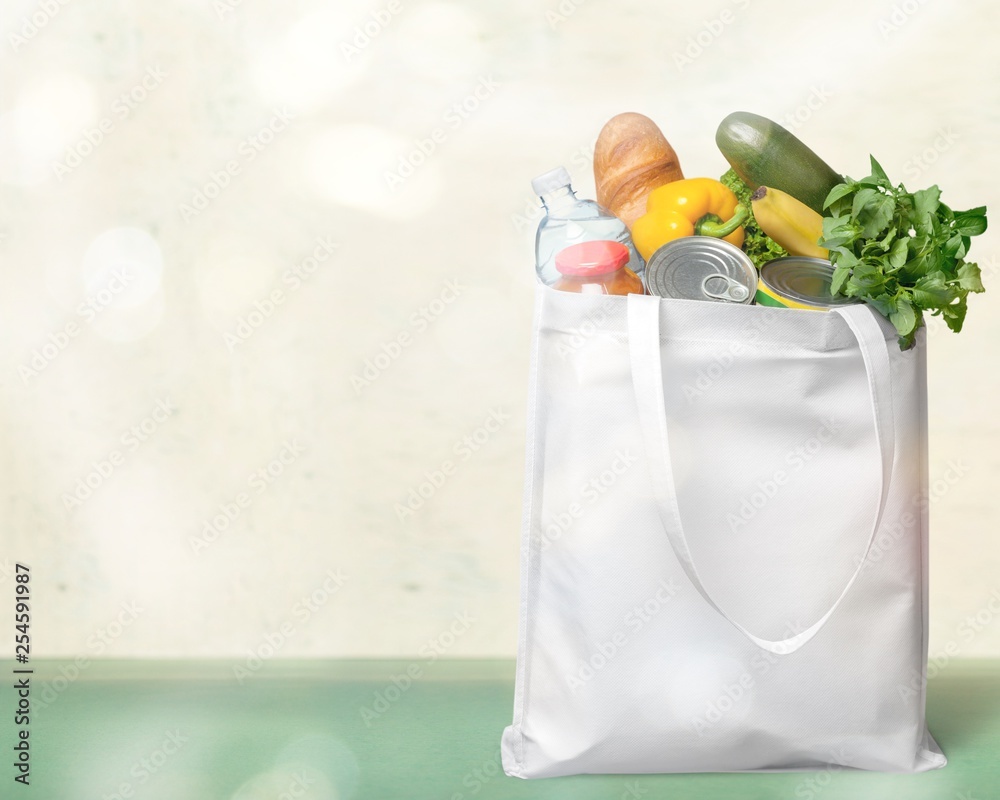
[756, 257, 860, 311]
[644, 238, 756, 304]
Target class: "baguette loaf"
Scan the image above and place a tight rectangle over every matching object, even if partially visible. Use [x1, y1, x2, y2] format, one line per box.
[594, 113, 684, 229]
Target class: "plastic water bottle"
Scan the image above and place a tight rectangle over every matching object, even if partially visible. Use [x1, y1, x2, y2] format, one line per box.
[531, 166, 644, 286]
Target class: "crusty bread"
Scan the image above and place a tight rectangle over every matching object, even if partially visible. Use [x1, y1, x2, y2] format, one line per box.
[594, 113, 684, 229]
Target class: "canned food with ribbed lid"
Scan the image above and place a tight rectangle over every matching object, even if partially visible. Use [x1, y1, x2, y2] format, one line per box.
[644, 237, 756, 304]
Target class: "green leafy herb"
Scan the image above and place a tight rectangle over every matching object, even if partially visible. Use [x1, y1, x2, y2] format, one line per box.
[819, 156, 987, 349]
[720, 168, 788, 268]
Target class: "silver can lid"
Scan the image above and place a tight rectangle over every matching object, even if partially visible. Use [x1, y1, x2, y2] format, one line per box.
[759, 257, 860, 308]
[645, 237, 756, 304]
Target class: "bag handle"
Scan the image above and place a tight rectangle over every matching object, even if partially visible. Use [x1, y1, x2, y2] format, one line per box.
[627, 294, 895, 655]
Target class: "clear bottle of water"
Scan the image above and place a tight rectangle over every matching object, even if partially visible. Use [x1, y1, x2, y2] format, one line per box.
[532, 166, 644, 286]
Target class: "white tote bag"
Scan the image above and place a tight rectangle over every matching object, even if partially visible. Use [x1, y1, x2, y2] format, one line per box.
[501, 285, 946, 777]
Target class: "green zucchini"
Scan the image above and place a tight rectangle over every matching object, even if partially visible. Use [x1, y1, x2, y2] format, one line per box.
[716, 111, 842, 215]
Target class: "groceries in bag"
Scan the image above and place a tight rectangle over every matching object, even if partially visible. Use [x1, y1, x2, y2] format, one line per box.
[715, 112, 987, 347]
[644, 238, 755, 304]
[532, 166, 644, 286]
[552, 240, 644, 296]
[756, 257, 860, 310]
[523, 109, 989, 346]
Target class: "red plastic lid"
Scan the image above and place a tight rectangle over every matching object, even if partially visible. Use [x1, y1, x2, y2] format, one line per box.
[555, 240, 629, 277]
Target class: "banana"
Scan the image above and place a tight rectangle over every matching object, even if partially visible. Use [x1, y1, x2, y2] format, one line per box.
[751, 186, 829, 259]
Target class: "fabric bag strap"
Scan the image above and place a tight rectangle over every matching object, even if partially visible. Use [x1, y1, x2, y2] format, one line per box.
[627, 294, 895, 655]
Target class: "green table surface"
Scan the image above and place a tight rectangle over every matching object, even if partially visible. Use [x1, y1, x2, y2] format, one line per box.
[1, 659, 998, 799]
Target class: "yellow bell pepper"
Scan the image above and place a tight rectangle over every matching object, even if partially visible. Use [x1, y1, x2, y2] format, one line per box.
[631, 177, 749, 261]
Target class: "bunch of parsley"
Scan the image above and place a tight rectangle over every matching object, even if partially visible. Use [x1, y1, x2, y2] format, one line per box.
[820, 156, 987, 349]
[720, 168, 788, 267]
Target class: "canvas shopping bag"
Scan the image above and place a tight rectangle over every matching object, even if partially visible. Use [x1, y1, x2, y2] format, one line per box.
[501, 285, 946, 777]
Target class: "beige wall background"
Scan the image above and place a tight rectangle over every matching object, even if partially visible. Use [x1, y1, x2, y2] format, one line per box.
[1, 0, 998, 661]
